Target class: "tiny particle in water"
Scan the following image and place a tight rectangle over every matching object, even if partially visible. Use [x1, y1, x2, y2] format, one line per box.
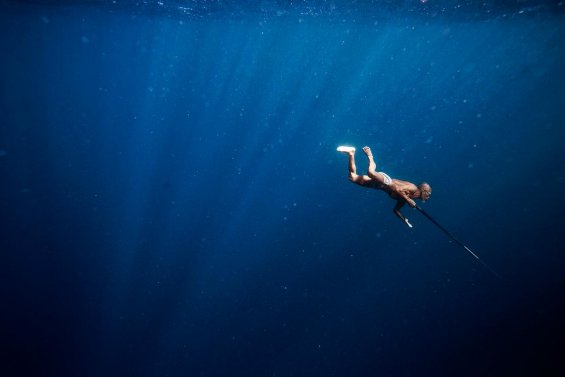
[41, 16, 49, 24]
[81, 36, 89, 44]
[468, 163, 474, 168]
[0, 149, 6, 157]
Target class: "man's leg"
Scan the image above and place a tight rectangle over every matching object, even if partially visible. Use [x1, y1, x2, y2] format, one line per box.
[363, 146, 384, 183]
[346, 149, 359, 182]
[338, 146, 371, 185]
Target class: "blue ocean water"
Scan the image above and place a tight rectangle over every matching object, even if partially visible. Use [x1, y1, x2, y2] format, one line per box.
[1, 1, 564, 376]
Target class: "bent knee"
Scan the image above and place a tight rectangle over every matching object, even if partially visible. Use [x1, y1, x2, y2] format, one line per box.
[349, 174, 369, 186]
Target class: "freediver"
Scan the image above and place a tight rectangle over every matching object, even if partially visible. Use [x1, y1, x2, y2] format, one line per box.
[337, 145, 432, 228]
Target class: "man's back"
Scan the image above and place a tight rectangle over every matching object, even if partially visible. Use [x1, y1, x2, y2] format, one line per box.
[389, 179, 419, 198]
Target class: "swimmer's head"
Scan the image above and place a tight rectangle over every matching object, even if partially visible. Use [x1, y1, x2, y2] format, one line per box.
[419, 182, 432, 202]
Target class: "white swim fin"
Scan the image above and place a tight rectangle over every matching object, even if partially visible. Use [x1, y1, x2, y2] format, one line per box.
[337, 146, 355, 153]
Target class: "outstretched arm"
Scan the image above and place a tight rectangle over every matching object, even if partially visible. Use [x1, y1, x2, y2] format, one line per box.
[393, 200, 413, 228]
[397, 190, 416, 208]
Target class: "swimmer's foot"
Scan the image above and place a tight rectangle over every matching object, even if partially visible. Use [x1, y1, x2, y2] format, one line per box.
[337, 146, 355, 155]
[362, 146, 373, 158]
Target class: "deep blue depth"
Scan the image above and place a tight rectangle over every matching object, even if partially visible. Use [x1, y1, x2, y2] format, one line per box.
[1, 1, 564, 376]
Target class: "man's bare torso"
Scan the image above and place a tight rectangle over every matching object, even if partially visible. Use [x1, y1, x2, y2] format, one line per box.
[367, 178, 419, 200]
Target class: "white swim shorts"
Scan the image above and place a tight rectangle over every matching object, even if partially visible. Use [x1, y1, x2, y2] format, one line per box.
[379, 172, 392, 186]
